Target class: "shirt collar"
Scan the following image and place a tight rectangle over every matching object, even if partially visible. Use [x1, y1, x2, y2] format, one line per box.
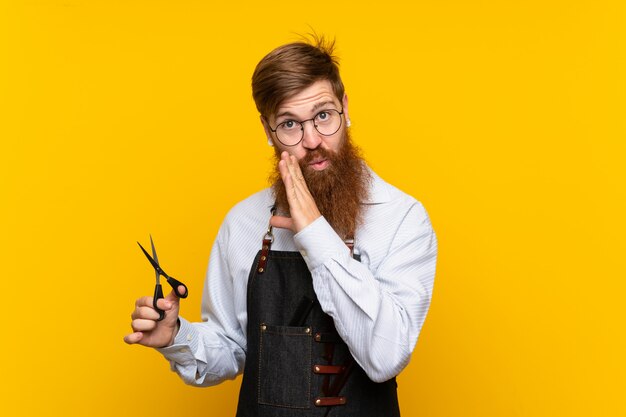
[361, 165, 392, 205]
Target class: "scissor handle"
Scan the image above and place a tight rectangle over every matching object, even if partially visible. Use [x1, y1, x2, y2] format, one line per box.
[153, 283, 166, 321]
[166, 276, 188, 299]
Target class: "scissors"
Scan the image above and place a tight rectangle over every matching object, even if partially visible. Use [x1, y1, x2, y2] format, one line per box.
[137, 236, 188, 321]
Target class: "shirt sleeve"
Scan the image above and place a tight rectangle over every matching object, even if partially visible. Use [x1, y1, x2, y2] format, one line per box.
[156, 231, 247, 386]
[293, 202, 437, 383]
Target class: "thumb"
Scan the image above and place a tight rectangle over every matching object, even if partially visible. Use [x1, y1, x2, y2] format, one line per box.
[270, 215, 294, 232]
[155, 288, 183, 312]
[164, 286, 185, 305]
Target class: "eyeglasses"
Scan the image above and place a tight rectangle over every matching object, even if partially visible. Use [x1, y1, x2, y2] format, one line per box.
[269, 108, 344, 147]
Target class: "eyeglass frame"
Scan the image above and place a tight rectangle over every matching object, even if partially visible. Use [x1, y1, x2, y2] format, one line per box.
[267, 107, 345, 147]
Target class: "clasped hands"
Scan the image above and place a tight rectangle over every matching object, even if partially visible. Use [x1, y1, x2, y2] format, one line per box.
[270, 151, 322, 233]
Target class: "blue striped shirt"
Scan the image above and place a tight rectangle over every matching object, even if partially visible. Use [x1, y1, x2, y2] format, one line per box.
[158, 167, 437, 384]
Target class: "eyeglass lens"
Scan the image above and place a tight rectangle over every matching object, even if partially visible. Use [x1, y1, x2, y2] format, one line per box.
[275, 109, 343, 146]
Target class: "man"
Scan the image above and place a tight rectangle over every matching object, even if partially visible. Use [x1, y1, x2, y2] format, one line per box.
[124, 37, 437, 416]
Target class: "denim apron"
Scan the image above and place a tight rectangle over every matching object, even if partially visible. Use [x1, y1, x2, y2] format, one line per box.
[235, 212, 401, 417]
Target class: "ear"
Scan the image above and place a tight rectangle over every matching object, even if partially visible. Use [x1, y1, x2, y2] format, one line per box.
[342, 94, 350, 127]
[260, 115, 274, 146]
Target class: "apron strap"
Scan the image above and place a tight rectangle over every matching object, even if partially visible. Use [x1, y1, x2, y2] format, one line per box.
[257, 204, 356, 273]
[255, 206, 276, 274]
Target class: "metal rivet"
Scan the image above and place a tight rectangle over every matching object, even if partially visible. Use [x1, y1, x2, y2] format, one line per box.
[260, 324, 266, 331]
[261, 255, 266, 261]
[258, 267, 264, 273]
[315, 333, 321, 341]
[314, 365, 320, 372]
[305, 327, 311, 334]
[262, 245, 268, 250]
[315, 399, 321, 406]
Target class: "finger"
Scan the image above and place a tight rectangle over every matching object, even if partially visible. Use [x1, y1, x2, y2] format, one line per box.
[123, 331, 144, 345]
[280, 151, 300, 184]
[278, 156, 292, 187]
[131, 305, 161, 321]
[270, 215, 294, 231]
[155, 297, 174, 311]
[288, 154, 306, 183]
[131, 318, 157, 332]
[135, 296, 155, 308]
[165, 285, 186, 300]
[285, 154, 300, 183]
[287, 154, 311, 196]
[280, 159, 300, 207]
[135, 296, 173, 312]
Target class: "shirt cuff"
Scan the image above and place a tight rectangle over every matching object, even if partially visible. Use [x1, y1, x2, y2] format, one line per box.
[156, 317, 200, 365]
[293, 216, 350, 270]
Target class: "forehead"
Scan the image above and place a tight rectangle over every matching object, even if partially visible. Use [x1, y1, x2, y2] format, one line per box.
[273, 80, 340, 119]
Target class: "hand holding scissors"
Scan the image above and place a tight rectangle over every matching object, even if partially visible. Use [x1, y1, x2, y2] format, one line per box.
[137, 235, 188, 321]
[124, 236, 188, 347]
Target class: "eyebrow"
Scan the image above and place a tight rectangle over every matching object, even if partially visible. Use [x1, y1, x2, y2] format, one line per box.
[275, 100, 339, 121]
[312, 100, 337, 112]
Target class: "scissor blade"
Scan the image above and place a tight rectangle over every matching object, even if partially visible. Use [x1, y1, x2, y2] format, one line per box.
[137, 241, 162, 275]
[150, 234, 159, 264]
[149, 235, 160, 284]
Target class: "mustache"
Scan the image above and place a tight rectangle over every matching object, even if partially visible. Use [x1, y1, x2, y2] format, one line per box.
[299, 147, 335, 167]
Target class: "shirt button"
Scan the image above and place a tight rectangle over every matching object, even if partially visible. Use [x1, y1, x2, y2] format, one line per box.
[186, 334, 193, 342]
[179, 347, 189, 353]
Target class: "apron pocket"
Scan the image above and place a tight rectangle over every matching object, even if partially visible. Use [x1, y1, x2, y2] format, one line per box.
[258, 323, 312, 408]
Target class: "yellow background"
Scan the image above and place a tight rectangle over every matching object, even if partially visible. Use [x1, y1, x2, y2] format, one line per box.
[1, 1, 624, 416]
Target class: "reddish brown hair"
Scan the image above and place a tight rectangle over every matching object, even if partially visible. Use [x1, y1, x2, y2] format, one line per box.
[252, 35, 345, 119]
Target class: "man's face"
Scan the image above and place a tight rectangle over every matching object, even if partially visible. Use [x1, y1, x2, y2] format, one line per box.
[262, 79, 350, 171]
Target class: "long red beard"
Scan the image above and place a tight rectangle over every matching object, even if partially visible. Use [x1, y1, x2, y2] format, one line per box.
[270, 131, 371, 239]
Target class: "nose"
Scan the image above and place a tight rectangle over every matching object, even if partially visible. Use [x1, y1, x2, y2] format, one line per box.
[301, 120, 322, 150]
